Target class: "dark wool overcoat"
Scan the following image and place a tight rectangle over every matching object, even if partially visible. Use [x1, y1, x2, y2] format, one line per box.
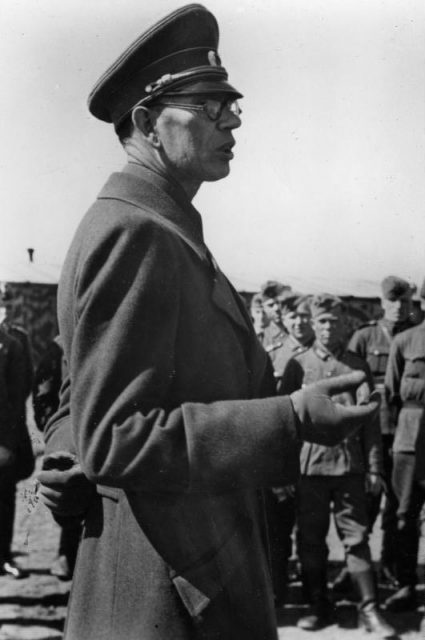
[45, 163, 301, 640]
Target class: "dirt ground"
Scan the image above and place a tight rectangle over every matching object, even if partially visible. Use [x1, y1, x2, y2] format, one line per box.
[1, 412, 424, 640]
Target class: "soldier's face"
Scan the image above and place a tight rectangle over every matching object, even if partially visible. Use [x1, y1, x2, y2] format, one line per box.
[153, 94, 241, 189]
[250, 304, 268, 331]
[381, 294, 411, 323]
[263, 298, 282, 325]
[283, 311, 313, 344]
[313, 312, 345, 350]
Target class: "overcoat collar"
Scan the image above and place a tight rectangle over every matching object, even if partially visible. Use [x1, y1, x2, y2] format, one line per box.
[97, 162, 208, 262]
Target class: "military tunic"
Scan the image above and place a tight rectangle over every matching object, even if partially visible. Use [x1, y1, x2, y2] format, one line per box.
[348, 318, 410, 562]
[384, 320, 425, 587]
[281, 343, 382, 580]
[265, 333, 314, 602]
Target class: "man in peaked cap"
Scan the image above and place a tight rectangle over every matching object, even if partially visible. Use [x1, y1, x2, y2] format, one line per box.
[281, 295, 394, 637]
[382, 280, 425, 612]
[38, 6, 380, 639]
[348, 275, 413, 587]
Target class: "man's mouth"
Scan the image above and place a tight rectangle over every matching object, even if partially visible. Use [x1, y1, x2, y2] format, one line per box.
[217, 141, 235, 157]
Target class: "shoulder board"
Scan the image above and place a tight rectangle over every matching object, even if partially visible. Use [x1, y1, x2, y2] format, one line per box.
[265, 341, 284, 353]
[356, 320, 378, 330]
[10, 324, 28, 336]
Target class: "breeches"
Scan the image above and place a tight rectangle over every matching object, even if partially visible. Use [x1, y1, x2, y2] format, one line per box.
[391, 452, 425, 586]
[298, 475, 371, 574]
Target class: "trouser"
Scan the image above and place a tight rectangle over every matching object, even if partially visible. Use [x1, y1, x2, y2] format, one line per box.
[366, 434, 397, 569]
[0, 473, 16, 562]
[392, 452, 425, 587]
[298, 475, 373, 603]
[264, 489, 296, 603]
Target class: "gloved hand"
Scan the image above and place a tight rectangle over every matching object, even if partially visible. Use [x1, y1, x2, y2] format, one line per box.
[37, 451, 96, 517]
[290, 371, 380, 446]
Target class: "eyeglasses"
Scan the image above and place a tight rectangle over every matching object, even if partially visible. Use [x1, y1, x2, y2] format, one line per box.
[155, 97, 242, 122]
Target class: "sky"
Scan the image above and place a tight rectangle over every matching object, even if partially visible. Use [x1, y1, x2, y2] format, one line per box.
[1, 0, 424, 295]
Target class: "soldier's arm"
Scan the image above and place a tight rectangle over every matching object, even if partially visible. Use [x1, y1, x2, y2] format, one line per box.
[384, 337, 404, 418]
[357, 362, 383, 475]
[278, 357, 304, 395]
[6, 336, 26, 427]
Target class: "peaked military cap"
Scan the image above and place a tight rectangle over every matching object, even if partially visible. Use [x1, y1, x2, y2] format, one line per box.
[381, 275, 411, 301]
[310, 293, 345, 318]
[260, 280, 291, 300]
[250, 293, 263, 309]
[88, 4, 242, 129]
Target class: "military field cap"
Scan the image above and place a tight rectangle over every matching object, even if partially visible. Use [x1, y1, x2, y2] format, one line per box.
[88, 4, 243, 129]
[310, 293, 345, 319]
[381, 275, 411, 301]
[280, 292, 310, 315]
[260, 280, 291, 300]
[250, 293, 263, 309]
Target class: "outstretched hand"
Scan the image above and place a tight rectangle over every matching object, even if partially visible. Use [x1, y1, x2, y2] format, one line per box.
[290, 370, 380, 446]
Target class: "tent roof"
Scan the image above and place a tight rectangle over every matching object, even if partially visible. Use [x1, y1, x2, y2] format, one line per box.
[0, 262, 61, 285]
[229, 274, 383, 299]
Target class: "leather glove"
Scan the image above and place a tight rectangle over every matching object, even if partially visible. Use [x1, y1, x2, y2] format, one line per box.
[290, 370, 380, 446]
[37, 451, 96, 517]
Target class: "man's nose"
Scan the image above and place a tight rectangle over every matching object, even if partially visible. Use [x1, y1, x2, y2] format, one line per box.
[218, 109, 242, 130]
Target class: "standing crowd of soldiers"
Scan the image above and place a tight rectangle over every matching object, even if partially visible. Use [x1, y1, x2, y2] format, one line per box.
[252, 275, 425, 634]
[1, 5, 424, 639]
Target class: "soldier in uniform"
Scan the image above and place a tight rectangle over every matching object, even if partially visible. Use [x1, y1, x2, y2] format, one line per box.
[268, 292, 314, 393]
[383, 284, 425, 612]
[33, 336, 82, 580]
[0, 326, 29, 578]
[265, 293, 314, 604]
[0, 286, 35, 578]
[281, 294, 393, 637]
[35, 6, 380, 639]
[260, 280, 290, 350]
[347, 275, 413, 586]
[249, 292, 269, 341]
[0, 286, 34, 401]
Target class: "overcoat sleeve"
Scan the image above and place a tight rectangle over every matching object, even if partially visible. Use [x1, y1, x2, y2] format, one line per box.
[46, 213, 300, 494]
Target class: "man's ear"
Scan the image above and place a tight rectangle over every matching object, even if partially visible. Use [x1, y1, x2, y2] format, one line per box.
[132, 107, 160, 147]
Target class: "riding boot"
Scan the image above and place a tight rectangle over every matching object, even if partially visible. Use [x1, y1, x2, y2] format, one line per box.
[297, 568, 333, 631]
[351, 571, 396, 639]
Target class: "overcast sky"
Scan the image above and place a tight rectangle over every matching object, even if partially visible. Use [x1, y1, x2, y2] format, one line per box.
[1, 0, 424, 294]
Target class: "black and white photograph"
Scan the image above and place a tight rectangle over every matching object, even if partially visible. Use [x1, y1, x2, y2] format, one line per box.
[0, 1, 424, 638]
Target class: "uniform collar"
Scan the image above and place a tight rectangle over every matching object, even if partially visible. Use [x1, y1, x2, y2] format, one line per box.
[313, 340, 345, 361]
[288, 334, 314, 351]
[98, 162, 206, 253]
[380, 317, 411, 337]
